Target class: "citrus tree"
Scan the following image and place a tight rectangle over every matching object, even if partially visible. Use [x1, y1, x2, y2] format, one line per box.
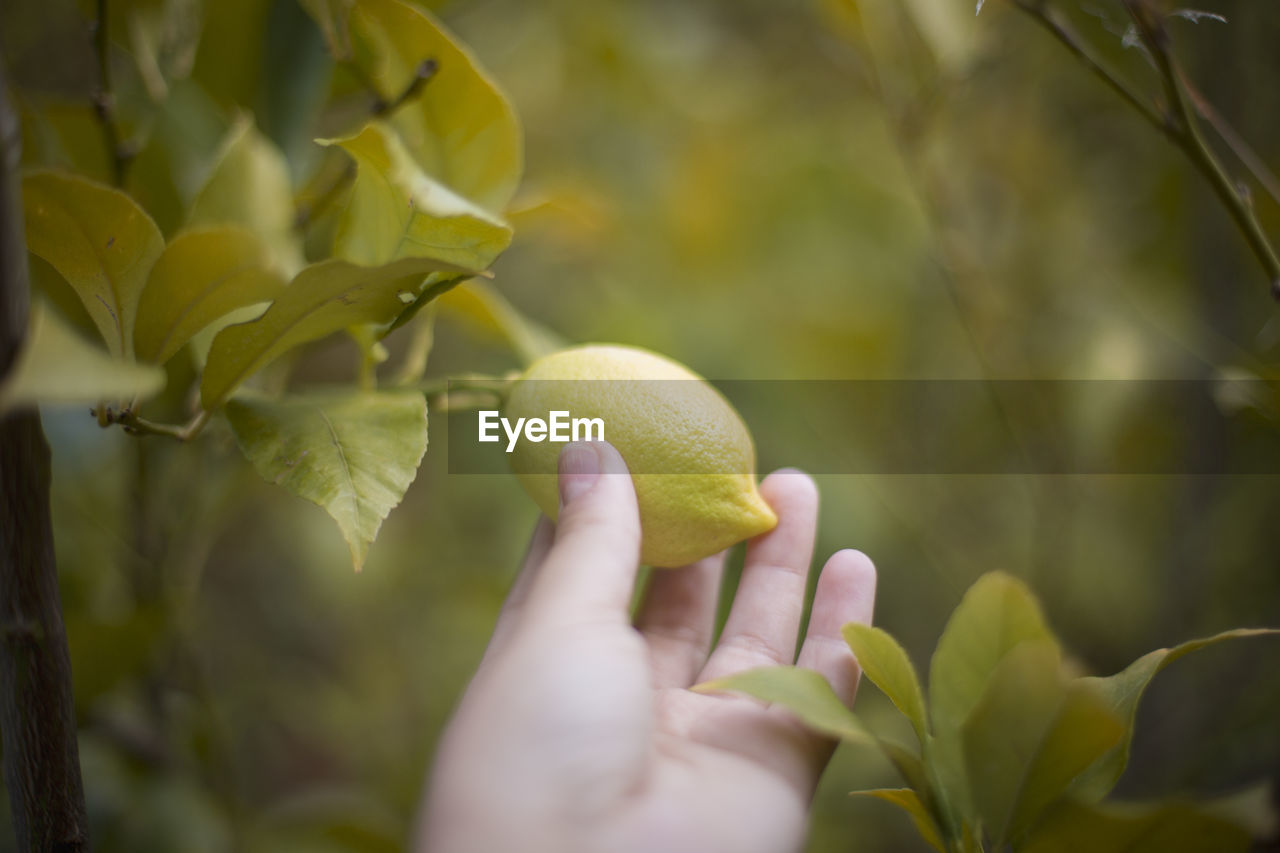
[1, 0, 550, 845]
[1, 0, 1278, 851]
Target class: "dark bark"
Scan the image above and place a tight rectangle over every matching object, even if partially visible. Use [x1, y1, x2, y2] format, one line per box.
[0, 57, 91, 852]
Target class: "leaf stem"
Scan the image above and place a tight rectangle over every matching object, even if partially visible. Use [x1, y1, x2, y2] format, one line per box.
[417, 373, 516, 408]
[90, 0, 135, 186]
[95, 407, 211, 442]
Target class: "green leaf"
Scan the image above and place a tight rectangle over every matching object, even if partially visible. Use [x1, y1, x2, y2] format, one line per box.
[693, 666, 874, 745]
[927, 572, 1057, 830]
[134, 227, 287, 364]
[225, 390, 428, 571]
[961, 641, 1128, 845]
[850, 789, 945, 853]
[697, 667, 942, 821]
[188, 116, 305, 276]
[842, 623, 929, 745]
[1069, 628, 1280, 801]
[199, 255, 467, 410]
[1021, 799, 1252, 853]
[188, 303, 272, 370]
[438, 280, 566, 366]
[344, 0, 522, 211]
[961, 641, 1064, 844]
[0, 303, 165, 413]
[323, 122, 513, 270]
[22, 170, 165, 359]
[930, 572, 1056, 734]
[1005, 682, 1126, 841]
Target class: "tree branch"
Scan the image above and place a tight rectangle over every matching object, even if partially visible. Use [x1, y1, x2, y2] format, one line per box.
[1122, 0, 1280, 300]
[1013, 0, 1280, 301]
[0, 59, 92, 853]
[90, 0, 134, 186]
[1178, 70, 1280, 208]
[1012, 0, 1169, 137]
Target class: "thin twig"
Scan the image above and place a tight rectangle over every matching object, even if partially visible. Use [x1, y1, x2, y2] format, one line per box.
[1122, 0, 1280, 299]
[1012, 0, 1169, 137]
[341, 56, 437, 118]
[294, 57, 437, 230]
[93, 406, 211, 442]
[1179, 71, 1280, 207]
[90, 0, 134, 186]
[1014, 0, 1280, 301]
[373, 58, 439, 117]
[341, 58, 387, 110]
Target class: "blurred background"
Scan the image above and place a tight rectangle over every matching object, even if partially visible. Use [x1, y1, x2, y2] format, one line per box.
[3, 0, 1280, 849]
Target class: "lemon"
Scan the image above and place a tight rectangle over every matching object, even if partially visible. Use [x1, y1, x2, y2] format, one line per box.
[504, 343, 777, 567]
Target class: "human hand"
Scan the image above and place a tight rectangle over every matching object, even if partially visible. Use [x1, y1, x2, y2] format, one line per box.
[418, 440, 877, 853]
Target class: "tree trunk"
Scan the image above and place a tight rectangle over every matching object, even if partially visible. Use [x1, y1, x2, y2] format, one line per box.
[0, 58, 91, 853]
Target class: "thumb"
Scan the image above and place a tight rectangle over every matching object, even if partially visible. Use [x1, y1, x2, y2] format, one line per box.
[523, 441, 642, 626]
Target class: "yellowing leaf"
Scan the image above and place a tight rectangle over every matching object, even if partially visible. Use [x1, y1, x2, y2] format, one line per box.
[842, 623, 929, 745]
[188, 116, 304, 276]
[346, 0, 522, 211]
[849, 789, 945, 853]
[134, 227, 286, 364]
[22, 170, 165, 359]
[0, 303, 165, 413]
[1070, 628, 1280, 802]
[225, 390, 428, 571]
[437, 280, 565, 366]
[199, 255, 467, 410]
[324, 122, 512, 270]
[188, 302, 272, 370]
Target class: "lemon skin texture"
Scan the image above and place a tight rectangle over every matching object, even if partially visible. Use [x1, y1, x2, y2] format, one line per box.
[504, 344, 777, 568]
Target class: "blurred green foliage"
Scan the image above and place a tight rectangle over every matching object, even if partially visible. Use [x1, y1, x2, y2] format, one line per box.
[3, 0, 1280, 849]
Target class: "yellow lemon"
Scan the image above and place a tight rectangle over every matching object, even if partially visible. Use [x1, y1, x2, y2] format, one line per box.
[504, 343, 777, 567]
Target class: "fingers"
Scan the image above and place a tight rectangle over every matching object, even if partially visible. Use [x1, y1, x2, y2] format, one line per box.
[789, 549, 877, 776]
[635, 550, 727, 689]
[690, 549, 877, 801]
[521, 441, 643, 629]
[697, 470, 819, 683]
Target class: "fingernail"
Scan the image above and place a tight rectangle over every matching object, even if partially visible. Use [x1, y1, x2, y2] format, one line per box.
[558, 442, 600, 507]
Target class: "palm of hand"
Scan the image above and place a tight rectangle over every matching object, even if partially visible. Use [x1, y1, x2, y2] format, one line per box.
[420, 443, 876, 853]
